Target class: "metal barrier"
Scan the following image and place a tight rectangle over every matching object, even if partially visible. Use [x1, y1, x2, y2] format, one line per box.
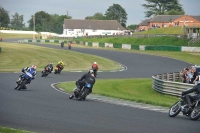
[152, 72, 194, 97]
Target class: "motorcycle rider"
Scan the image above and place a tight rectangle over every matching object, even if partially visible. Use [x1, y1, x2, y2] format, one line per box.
[16, 65, 37, 89]
[61, 41, 64, 47]
[92, 62, 98, 77]
[76, 69, 96, 94]
[57, 60, 65, 70]
[182, 83, 200, 108]
[68, 42, 71, 49]
[43, 62, 53, 73]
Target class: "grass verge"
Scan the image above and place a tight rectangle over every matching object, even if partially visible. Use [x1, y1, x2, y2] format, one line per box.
[0, 33, 33, 39]
[0, 126, 36, 133]
[0, 42, 121, 72]
[58, 78, 179, 107]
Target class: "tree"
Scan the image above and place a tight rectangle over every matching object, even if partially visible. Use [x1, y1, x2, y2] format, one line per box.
[142, 0, 184, 18]
[28, 11, 52, 32]
[105, 4, 127, 28]
[127, 24, 137, 30]
[85, 12, 106, 20]
[51, 13, 72, 33]
[166, 9, 185, 15]
[0, 6, 10, 27]
[10, 12, 25, 30]
[28, 11, 72, 33]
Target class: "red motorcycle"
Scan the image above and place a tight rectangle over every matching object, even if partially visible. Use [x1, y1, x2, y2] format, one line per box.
[41, 67, 51, 77]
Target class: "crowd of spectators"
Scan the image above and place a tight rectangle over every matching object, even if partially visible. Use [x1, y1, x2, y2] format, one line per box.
[180, 66, 199, 84]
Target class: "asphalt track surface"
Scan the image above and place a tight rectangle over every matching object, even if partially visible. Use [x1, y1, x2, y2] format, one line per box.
[0, 39, 199, 133]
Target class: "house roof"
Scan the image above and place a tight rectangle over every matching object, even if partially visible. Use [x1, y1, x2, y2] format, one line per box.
[138, 19, 151, 26]
[191, 16, 200, 21]
[63, 19, 126, 30]
[150, 15, 184, 22]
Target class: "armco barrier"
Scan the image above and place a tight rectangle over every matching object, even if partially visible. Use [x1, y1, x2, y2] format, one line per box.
[152, 72, 194, 97]
[20, 39, 200, 52]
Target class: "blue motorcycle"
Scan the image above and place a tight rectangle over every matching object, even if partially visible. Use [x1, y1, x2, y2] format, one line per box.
[69, 83, 91, 101]
[15, 71, 34, 90]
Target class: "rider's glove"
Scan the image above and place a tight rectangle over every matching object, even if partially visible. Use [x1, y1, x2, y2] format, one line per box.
[182, 92, 185, 96]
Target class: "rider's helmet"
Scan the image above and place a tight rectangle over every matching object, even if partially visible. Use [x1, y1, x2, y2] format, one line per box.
[31, 65, 37, 70]
[88, 69, 94, 74]
[94, 62, 97, 64]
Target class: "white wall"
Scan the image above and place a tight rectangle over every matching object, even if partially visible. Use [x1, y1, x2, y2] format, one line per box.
[63, 28, 124, 37]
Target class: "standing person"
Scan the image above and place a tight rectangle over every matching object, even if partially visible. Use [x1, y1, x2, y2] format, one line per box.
[92, 62, 98, 77]
[180, 68, 188, 83]
[190, 67, 199, 84]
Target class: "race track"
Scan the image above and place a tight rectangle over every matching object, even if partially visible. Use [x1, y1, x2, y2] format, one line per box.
[0, 40, 199, 133]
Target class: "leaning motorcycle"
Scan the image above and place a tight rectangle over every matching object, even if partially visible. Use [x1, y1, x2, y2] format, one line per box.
[15, 71, 33, 90]
[169, 95, 200, 120]
[69, 83, 92, 101]
[61, 42, 64, 48]
[54, 65, 63, 74]
[41, 66, 50, 77]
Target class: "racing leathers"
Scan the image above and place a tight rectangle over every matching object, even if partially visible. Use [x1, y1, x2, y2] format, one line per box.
[76, 73, 96, 94]
[182, 83, 200, 107]
[44, 63, 53, 73]
[17, 67, 37, 84]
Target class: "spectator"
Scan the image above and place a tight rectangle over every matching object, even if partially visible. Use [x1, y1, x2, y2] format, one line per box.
[180, 68, 188, 83]
[186, 67, 193, 83]
[190, 67, 199, 84]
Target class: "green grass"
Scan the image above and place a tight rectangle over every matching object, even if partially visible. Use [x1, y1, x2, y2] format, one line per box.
[0, 33, 34, 39]
[134, 27, 185, 34]
[0, 42, 121, 72]
[74, 36, 200, 46]
[0, 126, 36, 133]
[58, 78, 179, 107]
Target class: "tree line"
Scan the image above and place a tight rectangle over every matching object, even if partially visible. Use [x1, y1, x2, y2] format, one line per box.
[0, 0, 184, 34]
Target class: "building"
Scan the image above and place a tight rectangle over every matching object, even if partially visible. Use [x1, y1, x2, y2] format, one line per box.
[137, 18, 151, 31]
[138, 15, 200, 30]
[62, 19, 126, 37]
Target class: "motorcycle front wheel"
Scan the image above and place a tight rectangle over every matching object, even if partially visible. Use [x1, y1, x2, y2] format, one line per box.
[169, 101, 181, 117]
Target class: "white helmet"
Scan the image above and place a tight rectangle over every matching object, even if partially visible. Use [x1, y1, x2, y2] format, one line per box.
[88, 69, 94, 74]
[94, 62, 97, 64]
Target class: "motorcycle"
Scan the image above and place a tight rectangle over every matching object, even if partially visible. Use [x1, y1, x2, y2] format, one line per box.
[54, 65, 63, 74]
[41, 66, 51, 77]
[61, 42, 64, 48]
[15, 71, 33, 90]
[68, 43, 71, 49]
[69, 83, 92, 101]
[169, 95, 200, 120]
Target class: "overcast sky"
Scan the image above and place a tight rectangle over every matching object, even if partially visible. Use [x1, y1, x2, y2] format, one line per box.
[1, 0, 200, 26]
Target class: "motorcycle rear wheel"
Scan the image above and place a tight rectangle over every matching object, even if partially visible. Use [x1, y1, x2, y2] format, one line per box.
[190, 105, 200, 120]
[18, 80, 27, 90]
[78, 89, 88, 101]
[169, 101, 181, 117]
